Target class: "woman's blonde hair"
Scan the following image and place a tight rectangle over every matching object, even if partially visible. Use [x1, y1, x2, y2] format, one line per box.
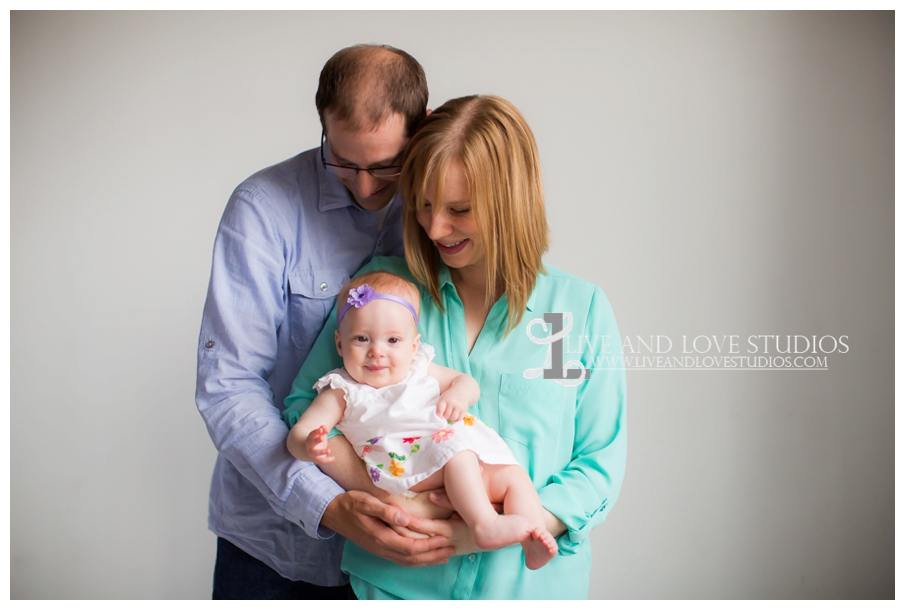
[400, 95, 549, 333]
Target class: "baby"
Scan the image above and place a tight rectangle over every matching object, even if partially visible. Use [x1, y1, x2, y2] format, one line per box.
[287, 271, 557, 570]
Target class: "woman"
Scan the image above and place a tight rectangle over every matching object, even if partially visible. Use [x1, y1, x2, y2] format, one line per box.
[284, 95, 626, 599]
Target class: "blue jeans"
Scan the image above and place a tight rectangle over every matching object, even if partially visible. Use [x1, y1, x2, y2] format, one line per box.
[212, 537, 355, 600]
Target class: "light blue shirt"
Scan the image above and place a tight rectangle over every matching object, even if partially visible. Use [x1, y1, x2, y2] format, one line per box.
[284, 257, 627, 599]
[195, 145, 404, 584]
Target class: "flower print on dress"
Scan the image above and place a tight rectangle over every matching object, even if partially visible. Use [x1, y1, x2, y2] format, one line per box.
[389, 459, 405, 477]
[463, 415, 476, 426]
[361, 445, 372, 458]
[402, 437, 421, 444]
[368, 465, 382, 483]
[366, 437, 382, 445]
[431, 429, 455, 443]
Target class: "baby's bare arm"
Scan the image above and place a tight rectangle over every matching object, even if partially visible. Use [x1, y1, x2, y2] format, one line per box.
[429, 363, 479, 421]
[286, 388, 346, 463]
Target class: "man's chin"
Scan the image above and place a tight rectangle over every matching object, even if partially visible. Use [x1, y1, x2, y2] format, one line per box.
[354, 195, 393, 212]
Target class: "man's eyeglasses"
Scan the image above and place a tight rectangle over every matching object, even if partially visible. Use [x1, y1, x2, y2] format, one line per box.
[320, 130, 402, 179]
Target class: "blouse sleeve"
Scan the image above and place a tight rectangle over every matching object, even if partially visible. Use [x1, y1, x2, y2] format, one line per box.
[536, 286, 627, 554]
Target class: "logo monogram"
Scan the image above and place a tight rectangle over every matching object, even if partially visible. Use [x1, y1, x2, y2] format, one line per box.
[524, 312, 591, 386]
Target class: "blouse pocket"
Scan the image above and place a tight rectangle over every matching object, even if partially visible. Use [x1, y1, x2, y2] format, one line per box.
[287, 268, 349, 351]
[497, 374, 567, 447]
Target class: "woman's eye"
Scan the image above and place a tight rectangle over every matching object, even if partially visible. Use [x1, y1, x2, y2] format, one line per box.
[450, 207, 470, 216]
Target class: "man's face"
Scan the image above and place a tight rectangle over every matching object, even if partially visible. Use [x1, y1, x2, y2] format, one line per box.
[323, 112, 408, 212]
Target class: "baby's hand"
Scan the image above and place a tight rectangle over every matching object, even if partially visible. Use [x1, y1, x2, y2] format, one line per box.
[306, 426, 333, 464]
[436, 391, 469, 422]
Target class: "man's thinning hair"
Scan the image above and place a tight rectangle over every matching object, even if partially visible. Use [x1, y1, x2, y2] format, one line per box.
[316, 44, 428, 137]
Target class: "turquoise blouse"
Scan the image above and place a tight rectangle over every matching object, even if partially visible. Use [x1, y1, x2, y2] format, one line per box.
[283, 257, 627, 599]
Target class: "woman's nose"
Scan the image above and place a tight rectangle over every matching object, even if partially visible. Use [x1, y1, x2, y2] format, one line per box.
[424, 212, 451, 240]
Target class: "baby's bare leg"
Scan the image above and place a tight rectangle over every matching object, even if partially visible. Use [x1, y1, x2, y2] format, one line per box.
[482, 464, 557, 570]
[443, 453, 539, 553]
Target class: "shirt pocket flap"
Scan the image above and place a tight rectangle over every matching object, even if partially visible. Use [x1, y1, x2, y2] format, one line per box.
[288, 268, 350, 300]
[498, 373, 567, 446]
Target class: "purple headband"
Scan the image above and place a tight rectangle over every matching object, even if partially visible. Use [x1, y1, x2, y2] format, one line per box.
[337, 283, 419, 327]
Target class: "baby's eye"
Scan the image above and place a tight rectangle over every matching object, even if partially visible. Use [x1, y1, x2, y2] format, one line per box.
[354, 336, 368, 343]
[387, 337, 400, 344]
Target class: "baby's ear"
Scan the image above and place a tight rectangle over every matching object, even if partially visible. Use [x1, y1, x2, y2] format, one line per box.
[413, 333, 421, 357]
[335, 330, 342, 356]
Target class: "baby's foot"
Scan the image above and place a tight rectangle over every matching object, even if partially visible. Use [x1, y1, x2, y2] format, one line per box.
[472, 514, 534, 551]
[522, 527, 557, 570]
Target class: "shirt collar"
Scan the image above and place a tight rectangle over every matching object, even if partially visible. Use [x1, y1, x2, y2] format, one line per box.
[437, 261, 538, 312]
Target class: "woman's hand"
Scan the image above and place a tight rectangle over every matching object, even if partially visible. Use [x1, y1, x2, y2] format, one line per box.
[404, 509, 482, 556]
[424, 490, 568, 547]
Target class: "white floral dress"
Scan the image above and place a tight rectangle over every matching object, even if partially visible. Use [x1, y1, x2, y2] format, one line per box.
[315, 343, 518, 496]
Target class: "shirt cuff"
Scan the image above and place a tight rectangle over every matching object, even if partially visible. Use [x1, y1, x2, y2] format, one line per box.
[539, 482, 607, 555]
[283, 462, 345, 539]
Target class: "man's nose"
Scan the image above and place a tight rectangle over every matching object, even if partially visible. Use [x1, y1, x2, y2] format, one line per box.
[353, 171, 381, 198]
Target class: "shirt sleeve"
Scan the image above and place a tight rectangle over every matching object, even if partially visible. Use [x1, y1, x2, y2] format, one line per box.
[537, 286, 628, 554]
[195, 185, 344, 539]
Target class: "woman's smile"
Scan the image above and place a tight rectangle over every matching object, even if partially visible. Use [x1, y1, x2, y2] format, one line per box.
[436, 239, 469, 254]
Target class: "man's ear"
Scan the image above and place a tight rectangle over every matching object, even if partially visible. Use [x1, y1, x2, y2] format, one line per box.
[335, 330, 342, 356]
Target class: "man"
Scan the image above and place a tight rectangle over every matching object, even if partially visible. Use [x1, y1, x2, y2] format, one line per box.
[196, 44, 453, 600]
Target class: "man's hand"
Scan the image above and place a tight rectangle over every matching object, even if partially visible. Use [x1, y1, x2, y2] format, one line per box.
[321, 490, 455, 567]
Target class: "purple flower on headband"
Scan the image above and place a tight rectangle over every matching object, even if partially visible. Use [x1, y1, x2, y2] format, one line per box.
[347, 284, 376, 309]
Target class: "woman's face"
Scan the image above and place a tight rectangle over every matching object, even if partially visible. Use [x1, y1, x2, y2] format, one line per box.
[416, 161, 485, 275]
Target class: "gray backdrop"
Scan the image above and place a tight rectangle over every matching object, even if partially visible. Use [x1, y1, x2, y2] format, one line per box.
[10, 11, 893, 599]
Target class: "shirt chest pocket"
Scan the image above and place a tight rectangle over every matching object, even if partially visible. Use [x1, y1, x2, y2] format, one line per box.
[287, 268, 349, 351]
[497, 374, 567, 447]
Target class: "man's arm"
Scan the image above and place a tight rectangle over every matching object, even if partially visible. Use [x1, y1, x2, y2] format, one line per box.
[197, 186, 345, 536]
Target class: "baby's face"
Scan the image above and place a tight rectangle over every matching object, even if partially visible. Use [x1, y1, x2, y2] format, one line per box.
[335, 297, 419, 389]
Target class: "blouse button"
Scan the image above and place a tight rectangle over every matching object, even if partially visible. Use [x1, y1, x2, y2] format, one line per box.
[320, 282, 328, 292]
[467, 554, 476, 562]
[205, 341, 215, 349]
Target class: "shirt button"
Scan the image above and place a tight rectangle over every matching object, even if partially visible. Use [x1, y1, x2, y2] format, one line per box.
[320, 282, 328, 292]
[205, 341, 215, 349]
[467, 554, 476, 562]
